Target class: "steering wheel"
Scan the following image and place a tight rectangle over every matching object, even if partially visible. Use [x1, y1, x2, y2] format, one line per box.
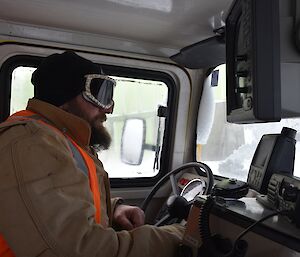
[141, 161, 214, 226]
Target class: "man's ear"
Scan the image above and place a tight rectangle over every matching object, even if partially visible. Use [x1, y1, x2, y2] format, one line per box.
[59, 94, 85, 115]
[59, 102, 69, 111]
[59, 94, 82, 111]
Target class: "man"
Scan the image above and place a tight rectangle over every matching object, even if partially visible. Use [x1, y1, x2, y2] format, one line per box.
[0, 51, 184, 257]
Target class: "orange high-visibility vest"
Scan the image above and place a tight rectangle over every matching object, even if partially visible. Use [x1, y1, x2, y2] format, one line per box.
[0, 110, 101, 256]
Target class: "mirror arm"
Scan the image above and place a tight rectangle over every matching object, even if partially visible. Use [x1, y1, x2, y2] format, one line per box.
[153, 106, 167, 170]
[144, 144, 156, 151]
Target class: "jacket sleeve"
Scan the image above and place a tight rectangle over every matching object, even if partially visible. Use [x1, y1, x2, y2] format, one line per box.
[111, 197, 124, 214]
[0, 124, 184, 257]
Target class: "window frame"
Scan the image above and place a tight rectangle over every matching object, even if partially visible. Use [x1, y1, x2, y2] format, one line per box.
[0, 54, 178, 188]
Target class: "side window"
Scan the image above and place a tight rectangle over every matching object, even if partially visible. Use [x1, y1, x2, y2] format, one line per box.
[11, 67, 35, 113]
[197, 64, 300, 181]
[99, 76, 167, 178]
[10, 66, 168, 179]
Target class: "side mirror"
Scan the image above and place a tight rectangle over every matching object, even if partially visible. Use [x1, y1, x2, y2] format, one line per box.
[121, 118, 146, 165]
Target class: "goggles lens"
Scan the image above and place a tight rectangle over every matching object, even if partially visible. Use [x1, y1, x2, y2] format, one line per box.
[84, 74, 116, 109]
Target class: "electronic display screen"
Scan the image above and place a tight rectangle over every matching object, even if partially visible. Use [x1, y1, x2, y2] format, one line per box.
[251, 135, 277, 168]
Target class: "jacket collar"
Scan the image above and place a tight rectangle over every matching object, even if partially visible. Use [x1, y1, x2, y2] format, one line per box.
[26, 98, 91, 147]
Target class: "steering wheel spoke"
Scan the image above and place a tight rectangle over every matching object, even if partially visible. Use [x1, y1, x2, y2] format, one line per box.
[170, 174, 179, 196]
[155, 214, 172, 226]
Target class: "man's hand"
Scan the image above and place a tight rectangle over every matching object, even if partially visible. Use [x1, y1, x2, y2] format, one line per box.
[113, 204, 145, 230]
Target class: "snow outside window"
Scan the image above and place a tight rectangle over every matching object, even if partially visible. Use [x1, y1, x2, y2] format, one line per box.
[197, 64, 300, 181]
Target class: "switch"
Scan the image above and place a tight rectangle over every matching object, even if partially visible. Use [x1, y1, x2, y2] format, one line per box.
[236, 54, 248, 61]
[236, 87, 250, 94]
[236, 71, 249, 77]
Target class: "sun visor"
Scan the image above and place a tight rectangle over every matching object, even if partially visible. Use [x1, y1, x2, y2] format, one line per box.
[171, 36, 225, 69]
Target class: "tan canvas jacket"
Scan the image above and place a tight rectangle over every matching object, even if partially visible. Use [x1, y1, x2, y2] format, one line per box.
[0, 99, 184, 257]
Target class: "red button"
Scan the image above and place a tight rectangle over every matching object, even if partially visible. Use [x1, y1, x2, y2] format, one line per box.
[179, 178, 189, 186]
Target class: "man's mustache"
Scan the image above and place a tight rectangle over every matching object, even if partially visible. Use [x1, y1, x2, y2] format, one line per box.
[95, 115, 107, 123]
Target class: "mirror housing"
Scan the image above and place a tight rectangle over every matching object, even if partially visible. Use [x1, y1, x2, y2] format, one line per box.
[121, 118, 146, 165]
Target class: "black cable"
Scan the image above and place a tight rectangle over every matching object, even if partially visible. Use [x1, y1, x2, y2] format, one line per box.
[197, 197, 291, 257]
[233, 209, 290, 249]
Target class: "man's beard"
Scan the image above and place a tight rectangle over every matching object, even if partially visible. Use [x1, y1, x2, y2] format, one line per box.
[63, 98, 112, 151]
[90, 119, 112, 151]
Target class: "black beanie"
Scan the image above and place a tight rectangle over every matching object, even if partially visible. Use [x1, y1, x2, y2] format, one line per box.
[31, 51, 101, 106]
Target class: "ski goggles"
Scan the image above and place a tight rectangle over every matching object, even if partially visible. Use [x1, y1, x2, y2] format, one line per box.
[82, 74, 116, 110]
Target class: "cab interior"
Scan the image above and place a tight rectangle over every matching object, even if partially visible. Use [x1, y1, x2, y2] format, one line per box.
[0, 0, 300, 256]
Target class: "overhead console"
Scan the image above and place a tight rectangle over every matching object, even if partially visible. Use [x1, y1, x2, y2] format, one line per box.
[170, 35, 225, 69]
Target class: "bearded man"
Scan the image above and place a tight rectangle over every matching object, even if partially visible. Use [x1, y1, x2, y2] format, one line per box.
[0, 51, 184, 257]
